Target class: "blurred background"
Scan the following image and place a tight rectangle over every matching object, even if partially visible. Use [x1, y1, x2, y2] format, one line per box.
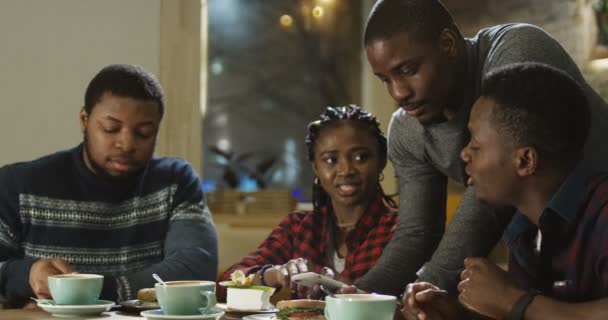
[2, 0, 608, 271]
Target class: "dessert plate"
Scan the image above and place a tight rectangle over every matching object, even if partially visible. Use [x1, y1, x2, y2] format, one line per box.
[140, 308, 224, 319]
[37, 299, 114, 317]
[215, 303, 277, 314]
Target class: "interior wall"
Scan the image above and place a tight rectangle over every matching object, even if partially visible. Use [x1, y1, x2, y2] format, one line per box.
[443, 0, 596, 67]
[0, 0, 160, 166]
[360, 1, 399, 196]
[157, 0, 205, 175]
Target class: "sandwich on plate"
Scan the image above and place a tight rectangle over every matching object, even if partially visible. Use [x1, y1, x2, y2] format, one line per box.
[275, 299, 326, 320]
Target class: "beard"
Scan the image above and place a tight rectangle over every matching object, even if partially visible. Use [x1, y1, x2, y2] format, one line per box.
[82, 134, 145, 183]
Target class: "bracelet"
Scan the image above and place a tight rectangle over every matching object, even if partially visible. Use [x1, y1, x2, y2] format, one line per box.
[258, 264, 275, 286]
[507, 291, 537, 320]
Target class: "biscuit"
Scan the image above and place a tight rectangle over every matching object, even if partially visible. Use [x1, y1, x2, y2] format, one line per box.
[137, 288, 157, 302]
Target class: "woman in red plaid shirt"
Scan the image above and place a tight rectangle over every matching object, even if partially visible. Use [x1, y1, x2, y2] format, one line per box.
[220, 105, 398, 299]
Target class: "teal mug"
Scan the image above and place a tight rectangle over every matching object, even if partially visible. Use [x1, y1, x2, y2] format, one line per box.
[325, 293, 397, 320]
[155, 280, 216, 315]
[48, 274, 104, 305]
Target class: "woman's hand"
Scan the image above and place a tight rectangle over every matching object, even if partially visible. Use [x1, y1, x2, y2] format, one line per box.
[262, 259, 337, 299]
[262, 258, 309, 295]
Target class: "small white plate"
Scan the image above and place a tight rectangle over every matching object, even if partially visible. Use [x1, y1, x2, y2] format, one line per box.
[37, 299, 115, 317]
[140, 308, 225, 319]
[242, 314, 276, 320]
[215, 303, 277, 314]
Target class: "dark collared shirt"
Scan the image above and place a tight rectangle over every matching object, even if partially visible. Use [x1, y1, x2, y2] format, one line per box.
[504, 163, 608, 302]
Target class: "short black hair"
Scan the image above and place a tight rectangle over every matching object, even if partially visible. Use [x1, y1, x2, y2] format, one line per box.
[84, 64, 165, 115]
[305, 105, 396, 210]
[364, 0, 458, 46]
[481, 62, 590, 170]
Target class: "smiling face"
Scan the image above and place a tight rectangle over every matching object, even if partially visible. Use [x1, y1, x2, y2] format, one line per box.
[80, 92, 161, 179]
[365, 30, 459, 125]
[460, 97, 521, 205]
[311, 121, 386, 210]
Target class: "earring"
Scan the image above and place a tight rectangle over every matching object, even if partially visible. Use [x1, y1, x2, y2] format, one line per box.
[379, 173, 384, 182]
[314, 177, 320, 185]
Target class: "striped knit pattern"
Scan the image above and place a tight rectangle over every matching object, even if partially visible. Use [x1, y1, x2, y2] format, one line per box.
[0, 144, 217, 306]
[9, 185, 205, 299]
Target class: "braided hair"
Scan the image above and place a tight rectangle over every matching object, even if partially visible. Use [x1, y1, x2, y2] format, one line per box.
[305, 105, 397, 211]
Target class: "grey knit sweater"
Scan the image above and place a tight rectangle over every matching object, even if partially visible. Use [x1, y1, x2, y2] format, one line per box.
[356, 23, 608, 295]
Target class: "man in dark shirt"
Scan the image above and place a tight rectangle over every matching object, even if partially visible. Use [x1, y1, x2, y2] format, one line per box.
[405, 63, 608, 319]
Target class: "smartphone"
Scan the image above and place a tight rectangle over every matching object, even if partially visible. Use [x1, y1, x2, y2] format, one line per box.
[290, 272, 348, 291]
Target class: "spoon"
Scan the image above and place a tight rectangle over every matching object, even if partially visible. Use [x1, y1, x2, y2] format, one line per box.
[152, 273, 167, 286]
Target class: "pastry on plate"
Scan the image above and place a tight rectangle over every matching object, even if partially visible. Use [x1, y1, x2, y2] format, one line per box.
[220, 270, 276, 310]
[136, 287, 159, 307]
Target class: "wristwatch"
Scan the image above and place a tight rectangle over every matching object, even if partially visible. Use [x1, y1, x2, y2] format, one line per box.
[507, 291, 538, 320]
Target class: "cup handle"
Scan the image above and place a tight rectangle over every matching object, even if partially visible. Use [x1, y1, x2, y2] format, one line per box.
[198, 290, 216, 313]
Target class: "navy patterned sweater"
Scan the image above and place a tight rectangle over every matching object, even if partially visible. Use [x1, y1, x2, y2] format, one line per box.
[0, 144, 218, 307]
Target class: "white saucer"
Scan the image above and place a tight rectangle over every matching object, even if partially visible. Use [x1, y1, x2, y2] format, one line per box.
[37, 299, 115, 317]
[242, 314, 276, 320]
[215, 303, 277, 314]
[140, 308, 225, 319]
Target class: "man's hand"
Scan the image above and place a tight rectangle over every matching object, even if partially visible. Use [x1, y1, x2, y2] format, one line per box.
[29, 258, 74, 299]
[402, 282, 461, 320]
[457, 257, 524, 319]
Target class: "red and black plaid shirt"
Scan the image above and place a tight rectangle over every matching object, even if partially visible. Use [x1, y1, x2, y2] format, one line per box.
[506, 164, 608, 302]
[220, 192, 397, 292]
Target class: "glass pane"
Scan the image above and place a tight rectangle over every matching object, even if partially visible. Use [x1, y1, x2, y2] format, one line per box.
[204, 0, 362, 201]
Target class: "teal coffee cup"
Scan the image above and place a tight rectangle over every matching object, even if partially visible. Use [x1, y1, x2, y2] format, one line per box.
[325, 293, 396, 320]
[155, 280, 216, 315]
[48, 274, 104, 305]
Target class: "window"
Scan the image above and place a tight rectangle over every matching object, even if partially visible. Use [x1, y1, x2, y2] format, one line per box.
[203, 0, 362, 201]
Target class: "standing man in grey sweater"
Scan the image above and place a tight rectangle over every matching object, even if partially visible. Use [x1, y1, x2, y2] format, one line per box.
[355, 0, 608, 296]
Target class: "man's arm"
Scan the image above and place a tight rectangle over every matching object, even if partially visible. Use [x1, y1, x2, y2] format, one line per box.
[458, 257, 608, 320]
[417, 186, 514, 292]
[106, 207, 218, 301]
[521, 296, 608, 320]
[100, 163, 219, 302]
[0, 165, 38, 307]
[356, 117, 448, 296]
[357, 114, 513, 295]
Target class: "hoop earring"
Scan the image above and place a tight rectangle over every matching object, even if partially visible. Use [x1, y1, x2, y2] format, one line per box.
[379, 173, 384, 182]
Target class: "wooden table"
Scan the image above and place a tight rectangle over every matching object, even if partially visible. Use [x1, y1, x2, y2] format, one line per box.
[0, 309, 250, 319]
[0, 309, 140, 320]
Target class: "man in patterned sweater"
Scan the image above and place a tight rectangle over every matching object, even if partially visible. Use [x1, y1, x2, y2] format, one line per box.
[0, 64, 218, 308]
